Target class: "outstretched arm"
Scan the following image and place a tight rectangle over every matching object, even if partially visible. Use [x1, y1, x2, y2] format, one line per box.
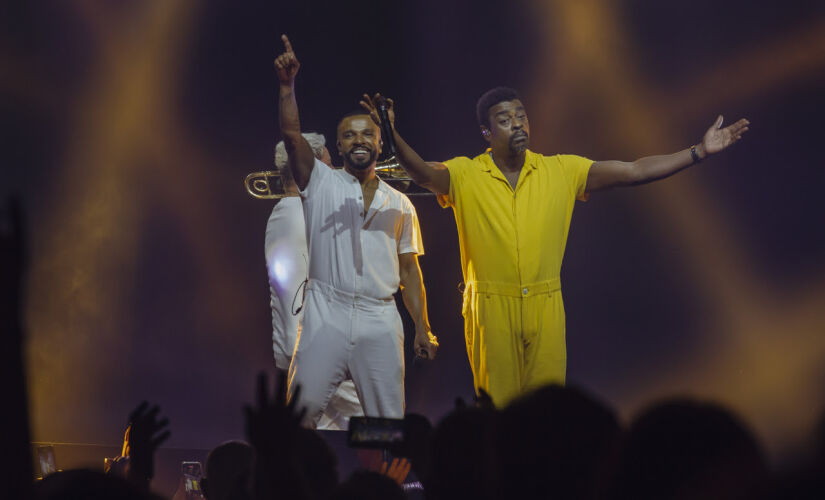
[275, 34, 314, 190]
[360, 94, 450, 196]
[586, 115, 750, 192]
[399, 253, 438, 360]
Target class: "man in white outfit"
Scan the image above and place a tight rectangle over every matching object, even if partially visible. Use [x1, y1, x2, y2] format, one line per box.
[266, 134, 364, 430]
[274, 34, 439, 427]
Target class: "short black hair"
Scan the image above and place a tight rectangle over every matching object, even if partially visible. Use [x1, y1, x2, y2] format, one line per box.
[476, 87, 522, 128]
[337, 110, 373, 132]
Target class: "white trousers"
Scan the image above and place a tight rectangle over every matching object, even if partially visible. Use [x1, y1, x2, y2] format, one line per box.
[316, 380, 363, 430]
[288, 279, 405, 427]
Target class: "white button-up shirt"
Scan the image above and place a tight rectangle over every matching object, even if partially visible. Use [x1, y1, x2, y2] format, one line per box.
[300, 159, 423, 300]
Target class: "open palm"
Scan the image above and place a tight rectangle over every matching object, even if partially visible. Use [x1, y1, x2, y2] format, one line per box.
[702, 115, 750, 155]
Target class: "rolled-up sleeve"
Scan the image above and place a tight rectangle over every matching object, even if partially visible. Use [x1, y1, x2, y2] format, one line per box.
[398, 198, 424, 256]
[437, 157, 469, 208]
[557, 154, 593, 202]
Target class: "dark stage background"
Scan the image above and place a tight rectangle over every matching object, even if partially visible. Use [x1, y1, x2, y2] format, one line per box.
[3, 0, 824, 465]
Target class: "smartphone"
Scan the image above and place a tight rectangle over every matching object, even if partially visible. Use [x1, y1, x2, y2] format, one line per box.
[35, 445, 57, 478]
[181, 461, 204, 497]
[347, 416, 405, 449]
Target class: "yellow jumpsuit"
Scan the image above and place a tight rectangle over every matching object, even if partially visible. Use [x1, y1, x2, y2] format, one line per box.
[439, 150, 592, 407]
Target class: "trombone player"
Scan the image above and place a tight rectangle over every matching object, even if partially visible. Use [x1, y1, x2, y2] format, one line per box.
[267, 134, 364, 430]
[274, 34, 438, 426]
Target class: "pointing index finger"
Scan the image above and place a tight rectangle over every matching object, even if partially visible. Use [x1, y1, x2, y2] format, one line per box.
[281, 34, 294, 53]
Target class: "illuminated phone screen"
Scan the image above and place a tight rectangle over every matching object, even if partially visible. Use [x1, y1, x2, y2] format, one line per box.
[347, 417, 405, 449]
[182, 461, 203, 493]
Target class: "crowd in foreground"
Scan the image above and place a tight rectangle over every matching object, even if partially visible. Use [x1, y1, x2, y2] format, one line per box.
[2, 195, 824, 500]
[24, 373, 825, 500]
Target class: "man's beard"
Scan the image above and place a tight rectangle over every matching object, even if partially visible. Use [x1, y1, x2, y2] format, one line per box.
[509, 132, 529, 153]
[343, 147, 378, 170]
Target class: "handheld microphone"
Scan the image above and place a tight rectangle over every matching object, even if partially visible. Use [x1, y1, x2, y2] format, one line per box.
[374, 96, 397, 156]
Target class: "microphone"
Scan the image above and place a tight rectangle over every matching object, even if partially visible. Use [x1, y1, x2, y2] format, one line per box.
[374, 96, 397, 156]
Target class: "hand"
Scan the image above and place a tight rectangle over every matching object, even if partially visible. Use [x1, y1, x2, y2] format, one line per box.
[245, 372, 309, 500]
[126, 401, 170, 485]
[414, 329, 438, 360]
[244, 370, 307, 457]
[380, 457, 411, 485]
[700, 115, 750, 156]
[360, 93, 395, 130]
[274, 34, 300, 85]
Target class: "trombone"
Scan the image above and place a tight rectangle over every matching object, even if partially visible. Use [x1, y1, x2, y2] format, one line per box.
[244, 170, 288, 200]
[244, 156, 432, 199]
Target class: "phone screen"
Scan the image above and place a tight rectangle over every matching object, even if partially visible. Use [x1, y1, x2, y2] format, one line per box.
[347, 416, 405, 449]
[181, 461, 203, 494]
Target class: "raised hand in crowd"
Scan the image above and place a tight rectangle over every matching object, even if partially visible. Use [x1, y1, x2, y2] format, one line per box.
[244, 370, 312, 500]
[244, 371, 306, 457]
[126, 401, 171, 490]
[380, 457, 411, 486]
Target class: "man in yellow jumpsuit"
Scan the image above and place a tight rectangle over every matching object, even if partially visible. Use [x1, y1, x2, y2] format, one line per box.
[360, 88, 749, 406]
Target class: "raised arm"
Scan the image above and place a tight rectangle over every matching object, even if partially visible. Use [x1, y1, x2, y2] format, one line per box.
[586, 115, 750, 192]
[275, 34, 314, 190]
[360, 94, 450, 196]
[398, 253, 438, 360]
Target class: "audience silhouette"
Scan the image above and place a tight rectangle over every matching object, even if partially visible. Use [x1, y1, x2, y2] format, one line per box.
[35, 469, 164, 500]
[610, 398, 767, 500]
[495, 385, 621, 500]
[202, 441, 253, 500]
[426, 396, 497, 500]
[3, 197, 825, 500]
[330, 471, 406, 500]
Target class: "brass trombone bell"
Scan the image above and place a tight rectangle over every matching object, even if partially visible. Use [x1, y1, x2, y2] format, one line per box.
[244, 170, 289, 199]
[374, 156, 412, 192]
[244, 156, 431, 199]
[374, 156, 408, 179]
[372, 156, 433, 195]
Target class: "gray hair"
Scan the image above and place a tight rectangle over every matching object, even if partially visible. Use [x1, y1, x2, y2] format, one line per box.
[274, 132, 326, 169]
